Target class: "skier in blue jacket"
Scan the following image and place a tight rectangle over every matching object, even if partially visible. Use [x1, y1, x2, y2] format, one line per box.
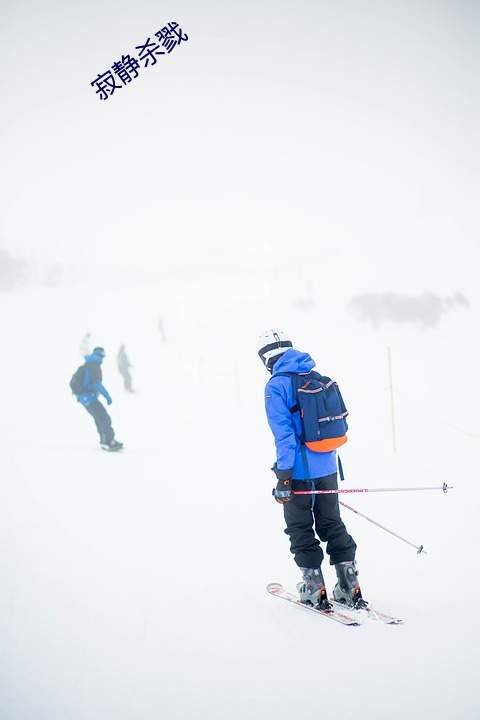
[77, 347, 123, 451]
[258, 329, 366, 610]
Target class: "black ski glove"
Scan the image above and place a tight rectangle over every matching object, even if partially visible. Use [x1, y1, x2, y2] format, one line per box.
[271, 464, 293, 504]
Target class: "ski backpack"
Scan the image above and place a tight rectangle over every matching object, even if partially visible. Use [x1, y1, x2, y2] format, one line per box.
[276, 371, 348, 452]
[70, 364, 87, 395]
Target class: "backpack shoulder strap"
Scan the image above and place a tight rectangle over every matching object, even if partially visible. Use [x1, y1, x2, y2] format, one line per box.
[83, 363, 91, 388]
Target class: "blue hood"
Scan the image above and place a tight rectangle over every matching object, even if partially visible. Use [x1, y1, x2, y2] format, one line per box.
[85, 352, 103, 364]
[272, 348, 315, 375]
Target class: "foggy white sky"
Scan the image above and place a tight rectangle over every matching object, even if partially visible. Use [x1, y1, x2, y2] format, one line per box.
[0, 0, 479, 294]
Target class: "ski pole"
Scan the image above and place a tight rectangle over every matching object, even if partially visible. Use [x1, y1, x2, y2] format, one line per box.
[292, 482, 452, 496]
[338, 499, 427, 554]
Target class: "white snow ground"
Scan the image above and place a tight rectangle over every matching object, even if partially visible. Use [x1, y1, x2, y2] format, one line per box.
[1, 275, 479, 720]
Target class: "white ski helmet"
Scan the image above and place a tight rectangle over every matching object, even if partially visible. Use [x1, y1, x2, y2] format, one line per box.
[257, 328, 293, 369]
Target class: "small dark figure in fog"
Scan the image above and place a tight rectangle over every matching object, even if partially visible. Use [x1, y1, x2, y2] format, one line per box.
[117, 344, 134, 392]
[158, 316, 166, 343]
[80, 332, 91, 358]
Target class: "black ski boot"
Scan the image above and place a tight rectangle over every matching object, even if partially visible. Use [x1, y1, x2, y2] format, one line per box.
[101, 439, 124, 452]
[297, 568, 332, 611]
[333, 561, 368, 609]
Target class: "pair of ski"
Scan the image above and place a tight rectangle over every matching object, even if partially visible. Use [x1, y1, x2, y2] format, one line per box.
[267, 583, 402, 626]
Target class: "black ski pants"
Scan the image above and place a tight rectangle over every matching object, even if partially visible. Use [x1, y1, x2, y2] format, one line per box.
[283, 473, 356, 569]
[83, 400, 114, 444]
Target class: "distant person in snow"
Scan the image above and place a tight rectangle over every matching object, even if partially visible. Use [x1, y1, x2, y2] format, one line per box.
[71, 347, 123, 452]
[80, 332, 91, 358]
[158, 316, 166, 343]
[258, 328, 367, 611]
[117, 344, 134, 392]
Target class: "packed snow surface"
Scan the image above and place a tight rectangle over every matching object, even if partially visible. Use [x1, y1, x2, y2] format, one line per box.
[1, 279, 478, 720]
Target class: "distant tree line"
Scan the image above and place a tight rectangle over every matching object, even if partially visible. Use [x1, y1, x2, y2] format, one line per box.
[0, 248, 27, 291]
[348, 291, 469, 329]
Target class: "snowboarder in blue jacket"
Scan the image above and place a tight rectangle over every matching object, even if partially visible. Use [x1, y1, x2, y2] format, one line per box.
[258, 329, 366, 610]
[77, 347, 123, 451]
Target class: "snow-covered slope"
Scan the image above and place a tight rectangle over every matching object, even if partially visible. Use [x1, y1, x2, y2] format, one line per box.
[0, 276, 478, 720]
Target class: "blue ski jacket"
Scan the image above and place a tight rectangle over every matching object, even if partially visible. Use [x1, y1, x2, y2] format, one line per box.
[77, 351, 112, 407]
[264, 348, 337, 480]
